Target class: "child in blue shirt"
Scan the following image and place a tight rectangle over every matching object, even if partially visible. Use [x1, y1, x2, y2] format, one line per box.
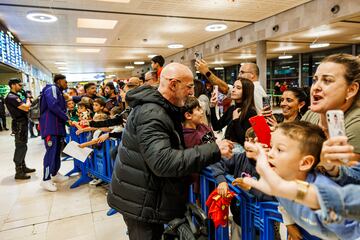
[235, 121, 360, 239]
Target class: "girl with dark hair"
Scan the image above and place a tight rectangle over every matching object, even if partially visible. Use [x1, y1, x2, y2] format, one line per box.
[262, 87, 309, 127]
[210, 77, 257, 146]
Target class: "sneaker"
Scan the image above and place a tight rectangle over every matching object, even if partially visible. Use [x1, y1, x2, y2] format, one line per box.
[89, 178, 102, 186]
[51, 173, 69, 183]
[23, 165, 36, 173]
[40, 180, 57, 192]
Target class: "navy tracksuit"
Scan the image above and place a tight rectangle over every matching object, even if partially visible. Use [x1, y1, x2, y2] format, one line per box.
[39, 84, 68, 181]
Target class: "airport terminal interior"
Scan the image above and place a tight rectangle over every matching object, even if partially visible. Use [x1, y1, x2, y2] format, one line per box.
[0, 0, 359, 239]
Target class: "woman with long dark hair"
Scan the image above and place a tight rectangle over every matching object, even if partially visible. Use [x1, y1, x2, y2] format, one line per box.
[210, 77, 257, 146]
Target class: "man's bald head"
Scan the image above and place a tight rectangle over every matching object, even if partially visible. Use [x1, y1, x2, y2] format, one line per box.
[239, 62, 259, 82]
[158, 63, 194, 107]
[160, 63, 194, 85]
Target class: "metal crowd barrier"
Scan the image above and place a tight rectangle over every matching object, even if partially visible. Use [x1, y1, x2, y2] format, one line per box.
[62, 127, 319, 239]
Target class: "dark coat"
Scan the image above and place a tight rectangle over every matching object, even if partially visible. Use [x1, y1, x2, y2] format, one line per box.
[107, 85, 221, 224]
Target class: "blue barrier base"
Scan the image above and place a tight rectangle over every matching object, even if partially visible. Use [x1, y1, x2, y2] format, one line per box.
[107, 208, 117, 216]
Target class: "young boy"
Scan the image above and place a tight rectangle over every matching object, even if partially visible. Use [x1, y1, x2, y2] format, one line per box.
[76, 98, 108, 135]
[212, 127, 276, 239]
[235, 121, 360, 240]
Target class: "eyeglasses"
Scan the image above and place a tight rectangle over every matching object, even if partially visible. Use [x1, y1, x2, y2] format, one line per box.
[169, 78, 195, 89]
[239, 70, 253, 75]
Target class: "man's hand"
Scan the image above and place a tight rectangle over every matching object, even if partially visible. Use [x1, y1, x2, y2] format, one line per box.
[217, 182, 229, 197]
[286, 224, 302, 240]
[195, 59, 210, 75]
[216, 139, 234, 159]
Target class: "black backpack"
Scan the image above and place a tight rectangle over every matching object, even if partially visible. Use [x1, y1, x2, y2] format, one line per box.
[162, 204, 208, 240]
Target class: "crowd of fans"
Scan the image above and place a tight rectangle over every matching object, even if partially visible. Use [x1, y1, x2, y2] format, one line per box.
[2, 53, 359, 240]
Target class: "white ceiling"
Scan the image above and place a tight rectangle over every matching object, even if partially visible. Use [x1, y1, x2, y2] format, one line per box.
[0, 0, 313, 75]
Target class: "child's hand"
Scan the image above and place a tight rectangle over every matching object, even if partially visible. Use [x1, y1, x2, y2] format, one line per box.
[76, 129, 83, 135]
[217, 182, 228, 197]
[286, 224, 302, 240]
[209, 92, 217, 108]
[232, 178, 251, 191]
[216, 139, 234, 159]
[97, 133, 109, 143]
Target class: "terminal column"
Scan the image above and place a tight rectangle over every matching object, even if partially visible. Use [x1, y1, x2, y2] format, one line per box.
[256, 40, 267, 90]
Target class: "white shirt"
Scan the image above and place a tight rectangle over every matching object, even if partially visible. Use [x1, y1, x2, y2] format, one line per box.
[253, 81, 267, 113]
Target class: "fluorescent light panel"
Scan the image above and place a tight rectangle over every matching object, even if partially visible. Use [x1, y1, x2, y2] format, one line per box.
[278, 55, 293, 59]
[55, 61, 66, 65]
[76, 37, 107, 44]
[76, 48, 101, 53]
[134, 61, 144, 65]
[309, 43, 330, 48]
[77, 18, 118, 29]
[168, 43, 184, 49]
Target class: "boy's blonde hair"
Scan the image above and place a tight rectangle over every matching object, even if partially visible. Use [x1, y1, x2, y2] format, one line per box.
[93, 113, 109, 122]
[275, 121, 326, 169]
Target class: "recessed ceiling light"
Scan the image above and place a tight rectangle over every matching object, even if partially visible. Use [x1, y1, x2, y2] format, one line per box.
[205, 23, 228, 32]
[309, 43, 330, 48]
[76, 48, 101, 53]
[55, 61, 66, 65]
[76, 37, 107, 44]
[125, 66, 135, 69]
[168, 43, 184, 49]
[26, 11, 57, 23]
[148, 54, 156, 58]
[97, 0, 130, 2]
[278, 55, 293, 59]
[77, 18, 118, 29]
[134, 61, 145, 65]
[239, 54, 256, 59]
[214, 67, 224, 70]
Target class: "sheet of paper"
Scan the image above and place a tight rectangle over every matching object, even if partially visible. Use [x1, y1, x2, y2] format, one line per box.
[63, 141, 93, 162]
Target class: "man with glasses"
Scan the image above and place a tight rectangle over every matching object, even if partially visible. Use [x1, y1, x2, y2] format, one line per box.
[39, 74, 69, 192]
[5, 78, 35, 180]
[238, 63, 267, 112]
[107, 62, 234, 240]
[144, 70, 159, 87]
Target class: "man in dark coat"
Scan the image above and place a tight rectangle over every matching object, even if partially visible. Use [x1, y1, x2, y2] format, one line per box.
[107, 62, 234, 240]
[0, 95, 9, 131]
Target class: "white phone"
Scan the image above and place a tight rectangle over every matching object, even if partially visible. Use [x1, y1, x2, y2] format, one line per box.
[213, 85, 219, 99]
[326, 110, 346, 138]
[326, 110, 348, 163]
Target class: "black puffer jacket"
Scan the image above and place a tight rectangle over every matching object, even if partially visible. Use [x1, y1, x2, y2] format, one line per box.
[107, 85, 221, 224]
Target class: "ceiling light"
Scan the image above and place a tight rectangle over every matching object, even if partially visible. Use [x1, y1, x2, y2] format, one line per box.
[272, 45, 299, 52]
[196, 71, 200, 73]
[214, 67, 224, 70]
[148, 54, 156, 58]
[239, 54, 256, 59]
[77, 18, 118, 29]
[76, 37, 107, 44]
[97, 0, 130, 2]
[134, 61, 145, 65]
[55, 61, 66, 65]
[125, 66, 135, 69]
[58, 66, 68, 70]
[76, 48, 100, 53]
[309, 42, 330, 48]
[278, 55, 293, 59]
[168, 43, 184, 49]
[205, 23, 228, 32]
[26, 11, 57, 23]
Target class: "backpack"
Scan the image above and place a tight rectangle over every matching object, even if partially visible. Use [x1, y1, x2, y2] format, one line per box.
[162, 204, 208, 240]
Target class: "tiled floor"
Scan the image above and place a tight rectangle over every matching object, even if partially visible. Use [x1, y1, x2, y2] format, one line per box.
[0, 128, 128, 240]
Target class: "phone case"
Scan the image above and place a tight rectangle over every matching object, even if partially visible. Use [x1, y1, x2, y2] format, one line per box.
[248, 115, 271, 147]
[326, 110, 346, 138]
[262, 96, 272, 109]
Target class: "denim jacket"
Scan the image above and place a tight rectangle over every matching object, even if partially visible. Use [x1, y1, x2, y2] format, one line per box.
[278, 172, 360, 240]
[314, 163, 360, 223]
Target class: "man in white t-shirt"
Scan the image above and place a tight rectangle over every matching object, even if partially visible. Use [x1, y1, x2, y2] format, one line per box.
[238, 63, 267, 113]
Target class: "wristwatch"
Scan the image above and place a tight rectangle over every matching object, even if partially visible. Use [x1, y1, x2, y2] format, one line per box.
[205, 71, 212, 78]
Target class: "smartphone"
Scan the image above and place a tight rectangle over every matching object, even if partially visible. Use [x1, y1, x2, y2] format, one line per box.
[213, 85, 219, 100]
[248, 115, 271, 147]
[326, 110, 347, 163]
[262, 96, 272, 109]
[326, 110, 346, 138]
[194, 51, 203, 61]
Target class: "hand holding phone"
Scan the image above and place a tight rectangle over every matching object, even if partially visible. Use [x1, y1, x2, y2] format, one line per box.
[326, 110, 348, 163]
[248, 115, 271, 147]
[194, 51, 203, 61]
